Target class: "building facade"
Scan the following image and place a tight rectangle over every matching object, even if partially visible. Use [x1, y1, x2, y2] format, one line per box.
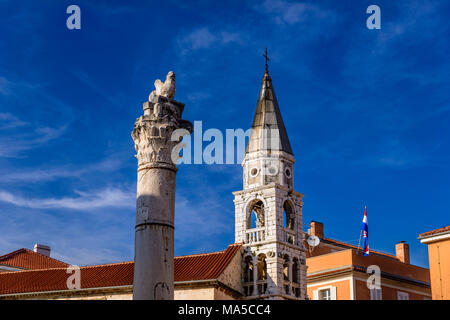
[419, 226, 450, 300]
[305, 222, 431, 300]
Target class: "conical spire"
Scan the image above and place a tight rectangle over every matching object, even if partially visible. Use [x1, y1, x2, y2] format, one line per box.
[246, 69, 293, 155]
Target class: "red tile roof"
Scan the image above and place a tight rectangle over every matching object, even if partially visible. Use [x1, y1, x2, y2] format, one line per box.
[322, 238, 398, 260]
[419, 225, 450, 238]
[0, 262, 133, 296]
[0, 248, 69, 270]
[0, 244, 241, 296]
[175, 243, 241, 282]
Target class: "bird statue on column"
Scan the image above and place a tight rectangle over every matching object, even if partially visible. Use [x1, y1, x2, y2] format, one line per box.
[149, 71, 176, 101]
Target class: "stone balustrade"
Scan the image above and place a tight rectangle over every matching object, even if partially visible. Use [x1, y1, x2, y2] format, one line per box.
[245, 227, 266, 244]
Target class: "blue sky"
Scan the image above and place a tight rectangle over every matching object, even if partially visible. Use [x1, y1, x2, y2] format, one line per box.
[0, 0, 449, 267]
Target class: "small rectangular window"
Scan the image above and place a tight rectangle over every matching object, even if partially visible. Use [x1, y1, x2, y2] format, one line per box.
[319, 288, 331, 300]
[370, 288, 382, 300]
[397, 291, 409, 300]
[313, 286, 336, 300]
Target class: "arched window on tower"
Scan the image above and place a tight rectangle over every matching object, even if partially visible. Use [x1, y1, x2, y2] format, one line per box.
[292, 258, 299, 283]
[283, 254, 290, 294]
[247, 200, 265, 229]
[243, 256, 254, 282]
[257, 253, 267, 295]
[283, 255, 290, 281]
[243, 256, 254, 296]
[292, 257, 300, 298]
[283, 201, 294, 230]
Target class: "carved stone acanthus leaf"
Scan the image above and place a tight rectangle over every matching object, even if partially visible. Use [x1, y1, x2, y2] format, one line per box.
[132, 89, 192, 168]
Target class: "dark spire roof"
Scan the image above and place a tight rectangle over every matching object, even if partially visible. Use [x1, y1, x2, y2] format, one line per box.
[246, 70, 293, 155]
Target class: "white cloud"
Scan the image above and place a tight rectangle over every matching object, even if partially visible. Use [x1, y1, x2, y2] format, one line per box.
[256, 0, 329, 26]
[0, 157, 123, 183]
[177, 28, 242, 54]
[33, 125, 67, 144]
[184, 28, 217, 49]
[53, 246, 132, 266]
[0, 201, 135, 266]
[0, 187, 134, 210]
[0, 112, 28, 129]
[0, 77, 11, 95]
[220, 31, 242, 44]
[0, 114, 67, 158]
[173, 166, 239, 253]
[71, 69, 118, 105]
[176, 195, 231, 233]
[0, 75, 75, 157]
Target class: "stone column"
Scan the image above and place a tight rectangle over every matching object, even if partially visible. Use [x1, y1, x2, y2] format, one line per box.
[288, 260, 293, 295]
[252, 255, 259, 296]
[131, 72, 192, 300]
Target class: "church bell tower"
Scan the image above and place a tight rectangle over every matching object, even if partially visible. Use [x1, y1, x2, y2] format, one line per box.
[233, 54, 307, 299]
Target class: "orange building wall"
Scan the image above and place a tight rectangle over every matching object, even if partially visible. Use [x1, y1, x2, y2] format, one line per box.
[307, 279, 352, 300]
[354, 279, 370, 300]
[350, 251, 430, 284]
[306, 244, 336, 258]
[307, 249, 429, 283]
[307, 250, 353, 274]
[354, 277, 430, 300]
[427, 238, 450, 300]
[307, 249, 431, 300]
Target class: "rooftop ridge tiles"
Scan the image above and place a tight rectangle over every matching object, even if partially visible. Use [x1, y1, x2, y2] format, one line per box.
[419, 225, 450, 237]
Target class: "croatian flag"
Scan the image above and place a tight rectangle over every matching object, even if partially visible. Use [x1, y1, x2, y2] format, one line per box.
[361, 206, 369, 256]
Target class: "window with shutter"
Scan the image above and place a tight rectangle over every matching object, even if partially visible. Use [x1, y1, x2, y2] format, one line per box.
[370, 288, 382, 300]
[313, 286, 337, 300]
[397, 291, 409, 300]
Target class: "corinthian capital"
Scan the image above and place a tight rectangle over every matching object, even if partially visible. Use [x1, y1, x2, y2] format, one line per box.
[131, 72, 192, 169]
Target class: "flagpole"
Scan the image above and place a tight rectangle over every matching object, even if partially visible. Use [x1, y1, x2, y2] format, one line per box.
[357, 229, 362, 253]
[357, 205, 366, 254]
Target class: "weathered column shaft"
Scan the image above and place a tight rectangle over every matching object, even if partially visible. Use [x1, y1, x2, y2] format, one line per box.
[252, 256, 259, 296]
[133, 166, 176, 299]
[131, 72, 192, 300]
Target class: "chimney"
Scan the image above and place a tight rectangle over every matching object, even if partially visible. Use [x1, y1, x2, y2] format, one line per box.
[310, 221, 324, 239]
[395, 241, 410, 264]
[33, 244, 51, 257]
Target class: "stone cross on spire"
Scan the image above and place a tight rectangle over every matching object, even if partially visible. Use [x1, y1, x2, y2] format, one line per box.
[263, 48, 270, 74]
